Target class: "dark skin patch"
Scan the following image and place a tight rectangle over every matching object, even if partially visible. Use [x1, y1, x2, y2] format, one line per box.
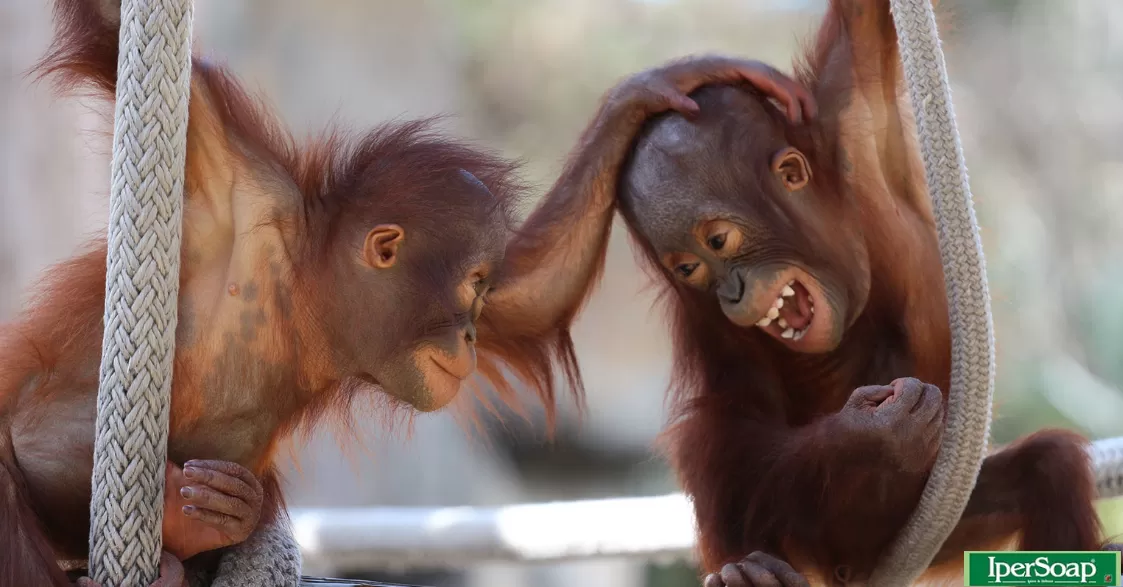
[238, 309, 267, 344]
[177, 305, 197, 344]
[184, 248, 203, 271]
[170, 330, 295, 466]
[838, 145, 853, 174]
[241, 282, 259, 302]
[272, 281, 292, 321]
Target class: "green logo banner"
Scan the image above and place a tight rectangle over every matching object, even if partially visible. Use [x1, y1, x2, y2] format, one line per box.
[964, 552, 1121, 586]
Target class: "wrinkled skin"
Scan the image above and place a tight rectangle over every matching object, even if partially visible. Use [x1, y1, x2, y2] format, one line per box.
[703, 551, 809, 587]
[834, 378, 944, 475]
[162, 460, 264, 561]
[620, 83, 867, 357]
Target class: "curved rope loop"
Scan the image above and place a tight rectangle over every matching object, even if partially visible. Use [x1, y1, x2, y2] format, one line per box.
[870, 0, 995, 584]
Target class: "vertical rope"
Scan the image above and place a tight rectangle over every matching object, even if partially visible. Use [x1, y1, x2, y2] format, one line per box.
[868, 0, 995, 584]
[88, 0, 193, 584]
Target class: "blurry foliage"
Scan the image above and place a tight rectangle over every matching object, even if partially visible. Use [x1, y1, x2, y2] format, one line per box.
[441, 0, 810, 203]
[949, 0, 1123, 444]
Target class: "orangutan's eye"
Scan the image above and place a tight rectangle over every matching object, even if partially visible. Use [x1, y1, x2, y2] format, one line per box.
[698, 220, 743, 257]
[677, 263, 699, 278]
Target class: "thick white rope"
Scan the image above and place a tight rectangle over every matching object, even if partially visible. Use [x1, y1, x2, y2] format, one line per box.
[88, 0, 193, 584]
[203, 518, 304, 587]
[873, 1, 1123, 583]
[86, 2, 306, 585]
[1092, 438, 1123, 500]
[870, 0, 995, 584]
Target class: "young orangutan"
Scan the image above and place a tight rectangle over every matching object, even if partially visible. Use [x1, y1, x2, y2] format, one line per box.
[475, 1, 1117, 586]
[614, 2, 1116, 585]
[2, 0, 812, 584]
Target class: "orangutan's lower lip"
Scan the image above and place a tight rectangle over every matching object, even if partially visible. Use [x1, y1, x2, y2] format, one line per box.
[754, 279, 815, 341]
[430, 357, 468, 380]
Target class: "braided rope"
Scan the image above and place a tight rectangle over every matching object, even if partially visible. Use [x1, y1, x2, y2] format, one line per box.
[86, 2, 307, 585]
[1092, 437, 1123, 501]
[869, 0, 995, 584]
[88, 0, 194, 584]
[206, 516, 304, 587]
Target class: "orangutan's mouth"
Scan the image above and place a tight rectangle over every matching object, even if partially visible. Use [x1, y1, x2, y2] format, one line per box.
[753, 279, 815, 341]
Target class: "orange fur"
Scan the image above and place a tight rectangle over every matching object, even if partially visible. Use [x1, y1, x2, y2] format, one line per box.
[3, 0, 541, 583]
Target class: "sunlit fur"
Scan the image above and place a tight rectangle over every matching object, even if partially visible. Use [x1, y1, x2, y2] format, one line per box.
[0, 0, 549, 584]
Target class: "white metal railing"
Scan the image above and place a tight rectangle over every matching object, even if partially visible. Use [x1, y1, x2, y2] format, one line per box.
[290, 492, 699, 574]
[290, 436, 1123, 575]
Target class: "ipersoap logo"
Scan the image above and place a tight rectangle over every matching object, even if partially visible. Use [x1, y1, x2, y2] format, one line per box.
[964, 551, 1120, 586]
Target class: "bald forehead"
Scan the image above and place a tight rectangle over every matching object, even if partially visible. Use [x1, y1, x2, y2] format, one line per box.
[621, 85, 787, 248]
[419, 169, 508, 259]
[622, 118, 715, 246]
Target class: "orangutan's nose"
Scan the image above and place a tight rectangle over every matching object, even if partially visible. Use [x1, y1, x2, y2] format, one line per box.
[716, 272, 744, 305]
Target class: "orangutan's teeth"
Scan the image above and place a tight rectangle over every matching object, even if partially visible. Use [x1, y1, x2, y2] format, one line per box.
[781, 328, 795, 339]
[756, 317, 772, 328]
[774, 297, 785, 309]
[794, 329, 806, 341]
[766, 307, 780, 320]
[810, 306, 815, 314]
[778, 318, 789, 329]
[782, 285, 795, 297]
